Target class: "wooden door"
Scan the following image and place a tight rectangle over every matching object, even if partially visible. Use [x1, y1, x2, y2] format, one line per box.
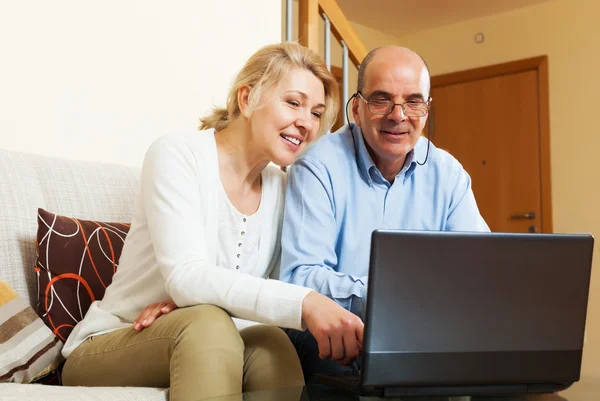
[430, 57, 553, 233]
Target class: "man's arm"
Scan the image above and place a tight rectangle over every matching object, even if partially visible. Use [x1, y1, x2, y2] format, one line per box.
[279, 157, 367, 312]
[446, 164, 490, 232]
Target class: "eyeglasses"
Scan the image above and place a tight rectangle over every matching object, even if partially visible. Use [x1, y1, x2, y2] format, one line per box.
[357, 92, 431, 117]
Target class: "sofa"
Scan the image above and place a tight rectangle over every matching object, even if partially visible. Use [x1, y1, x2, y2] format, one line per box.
[0, 148, 169, 400]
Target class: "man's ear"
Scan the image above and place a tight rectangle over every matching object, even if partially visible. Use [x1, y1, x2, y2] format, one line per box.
[238, 86, 252, 118]
[351, 95, 361, 127]
[422, 97, 433, 125]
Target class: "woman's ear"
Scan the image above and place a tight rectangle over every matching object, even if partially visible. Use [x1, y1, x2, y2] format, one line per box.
[238, 86, 252, 118]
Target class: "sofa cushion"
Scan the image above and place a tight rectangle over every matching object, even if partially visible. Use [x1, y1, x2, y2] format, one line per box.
[0, 281, 63, 383]
[0, 383, 169, 401]
[0, 149, 139, 309]
[35, 208, 130, 343]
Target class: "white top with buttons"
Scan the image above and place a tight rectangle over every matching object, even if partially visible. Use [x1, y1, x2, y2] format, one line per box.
[217, 184, 262, 274]
[62, 131, 313, 358]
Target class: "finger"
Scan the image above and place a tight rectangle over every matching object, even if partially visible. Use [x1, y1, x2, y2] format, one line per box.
[161, 301, 177, 314]
[137, 303, 160, 328]
[329, 333, 345, 361]
[142, 303, 168, 327]
[339, 346, 359, 365]
[134, 304, 157, 325]
[356, 320, 365, 347]
[133, 304, 157, 331]
[314, 331, 332, 360]
[340, 330, 360, 365]
[339, 356, 354, 366]
[133, 311, 146, 330]
[153, 300, 174, 319]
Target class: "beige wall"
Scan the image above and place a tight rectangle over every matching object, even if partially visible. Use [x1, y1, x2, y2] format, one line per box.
[331, 21, 400, 119]
[397, 0, 600, 377]
[343, 22, 403, 97]
[0, 0, 282, 166]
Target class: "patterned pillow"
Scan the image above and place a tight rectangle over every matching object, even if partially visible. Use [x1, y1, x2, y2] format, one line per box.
[0, 281, 63, 383]
[35, 208, 130, 342]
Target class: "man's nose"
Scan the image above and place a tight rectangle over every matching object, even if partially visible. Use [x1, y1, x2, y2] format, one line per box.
[388, 104, 406, 123]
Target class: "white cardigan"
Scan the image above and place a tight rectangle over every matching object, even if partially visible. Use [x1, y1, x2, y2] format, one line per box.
[63, 130, 312, 358]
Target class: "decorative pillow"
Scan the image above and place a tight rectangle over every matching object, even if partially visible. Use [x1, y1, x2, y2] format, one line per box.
[35, 208, 130, 342]
[0, 281, 63, 383]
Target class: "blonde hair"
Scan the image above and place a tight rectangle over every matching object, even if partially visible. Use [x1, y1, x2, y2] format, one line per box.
[200, 42, 339, 135]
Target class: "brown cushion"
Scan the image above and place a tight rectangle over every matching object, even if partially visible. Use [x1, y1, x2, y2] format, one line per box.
[35, 208, 130, 342]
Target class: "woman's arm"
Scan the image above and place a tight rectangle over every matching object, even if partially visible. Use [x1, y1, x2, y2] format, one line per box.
[140, 136, 310, 329]
[135, 135, 364, 365]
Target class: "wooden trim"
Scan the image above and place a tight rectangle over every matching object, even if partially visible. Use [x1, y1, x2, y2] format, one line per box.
[299, 0, 319, 53]
[537, 57, 553, 233]
[431, 56, 553, 233]
[431, 56, 547, 88]
[318, 0, 368, 66]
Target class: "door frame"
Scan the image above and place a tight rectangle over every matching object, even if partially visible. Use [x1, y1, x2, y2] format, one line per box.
[431, 56, 553, 233]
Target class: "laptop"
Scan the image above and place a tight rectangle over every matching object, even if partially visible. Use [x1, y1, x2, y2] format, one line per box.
[315, 230, 594, 397]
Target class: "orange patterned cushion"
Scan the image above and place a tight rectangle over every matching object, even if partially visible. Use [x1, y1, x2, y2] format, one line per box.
[35, 208, 130, 342]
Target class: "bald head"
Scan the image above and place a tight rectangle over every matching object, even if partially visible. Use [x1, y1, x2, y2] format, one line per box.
[357, 46, 431, 98]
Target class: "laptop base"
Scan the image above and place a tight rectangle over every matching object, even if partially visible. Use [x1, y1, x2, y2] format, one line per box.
[384, 383, 573, 397]
[314, 372, 573, 398]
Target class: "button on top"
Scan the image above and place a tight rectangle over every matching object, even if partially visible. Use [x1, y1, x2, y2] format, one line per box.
[241, 231, 245, 236]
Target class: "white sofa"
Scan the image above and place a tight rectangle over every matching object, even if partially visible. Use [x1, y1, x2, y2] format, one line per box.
[0, 149, 169, 400]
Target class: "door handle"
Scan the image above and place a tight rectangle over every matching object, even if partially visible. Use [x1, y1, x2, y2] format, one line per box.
[510, 212, 536, 220]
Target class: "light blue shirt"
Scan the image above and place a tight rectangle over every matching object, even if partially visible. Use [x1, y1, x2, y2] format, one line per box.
[280, 123, 489, 315]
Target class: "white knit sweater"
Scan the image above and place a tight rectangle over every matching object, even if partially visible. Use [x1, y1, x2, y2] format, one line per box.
[62, 130, 312, 358]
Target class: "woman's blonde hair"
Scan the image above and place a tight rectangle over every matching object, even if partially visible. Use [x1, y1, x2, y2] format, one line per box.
[200, 42, 339, 135]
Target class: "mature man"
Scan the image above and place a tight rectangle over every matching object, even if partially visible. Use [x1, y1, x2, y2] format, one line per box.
[280, 46, 489, 379]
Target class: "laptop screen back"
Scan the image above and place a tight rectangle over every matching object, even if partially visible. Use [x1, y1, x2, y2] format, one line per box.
[365, 230, 593, 355]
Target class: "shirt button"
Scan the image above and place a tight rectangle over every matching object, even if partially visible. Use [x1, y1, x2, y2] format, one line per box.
[238, 243, 242, 247]
[236, 265, 240, 270]
[237, 254, 240, 258]
[241, 231, 245, 236]
[243, 218, 247, 222]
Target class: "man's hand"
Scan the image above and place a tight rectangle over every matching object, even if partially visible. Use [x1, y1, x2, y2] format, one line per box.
[301, 291, 364, 366]
[133, 298, 178, 331]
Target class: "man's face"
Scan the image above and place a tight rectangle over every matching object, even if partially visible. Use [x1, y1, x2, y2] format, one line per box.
[352, 49, 430, 174]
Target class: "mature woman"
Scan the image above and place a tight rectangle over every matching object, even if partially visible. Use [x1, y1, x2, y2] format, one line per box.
[61, 42, 363, 401]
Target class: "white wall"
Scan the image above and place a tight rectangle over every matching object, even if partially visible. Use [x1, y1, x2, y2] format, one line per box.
[0, 0, 282, 166]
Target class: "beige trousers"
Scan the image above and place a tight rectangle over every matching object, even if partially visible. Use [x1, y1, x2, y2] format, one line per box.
[62, 305, 305, 401]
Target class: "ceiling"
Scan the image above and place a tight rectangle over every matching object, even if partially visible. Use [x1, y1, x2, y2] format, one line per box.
[336, 0, 555, 37]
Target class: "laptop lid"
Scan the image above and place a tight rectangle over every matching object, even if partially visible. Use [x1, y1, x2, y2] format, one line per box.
[361, 230, 594, 392]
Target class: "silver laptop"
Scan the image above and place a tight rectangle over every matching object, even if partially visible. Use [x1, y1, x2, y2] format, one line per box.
[319, 230, 594, 397]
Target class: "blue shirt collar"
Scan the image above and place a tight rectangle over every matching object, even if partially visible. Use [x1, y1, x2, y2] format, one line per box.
[349, 122, 419, 186]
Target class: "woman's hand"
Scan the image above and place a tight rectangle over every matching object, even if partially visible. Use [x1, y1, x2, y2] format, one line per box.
[133, 298, 178, 331]
[301, 291, 364, 366]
